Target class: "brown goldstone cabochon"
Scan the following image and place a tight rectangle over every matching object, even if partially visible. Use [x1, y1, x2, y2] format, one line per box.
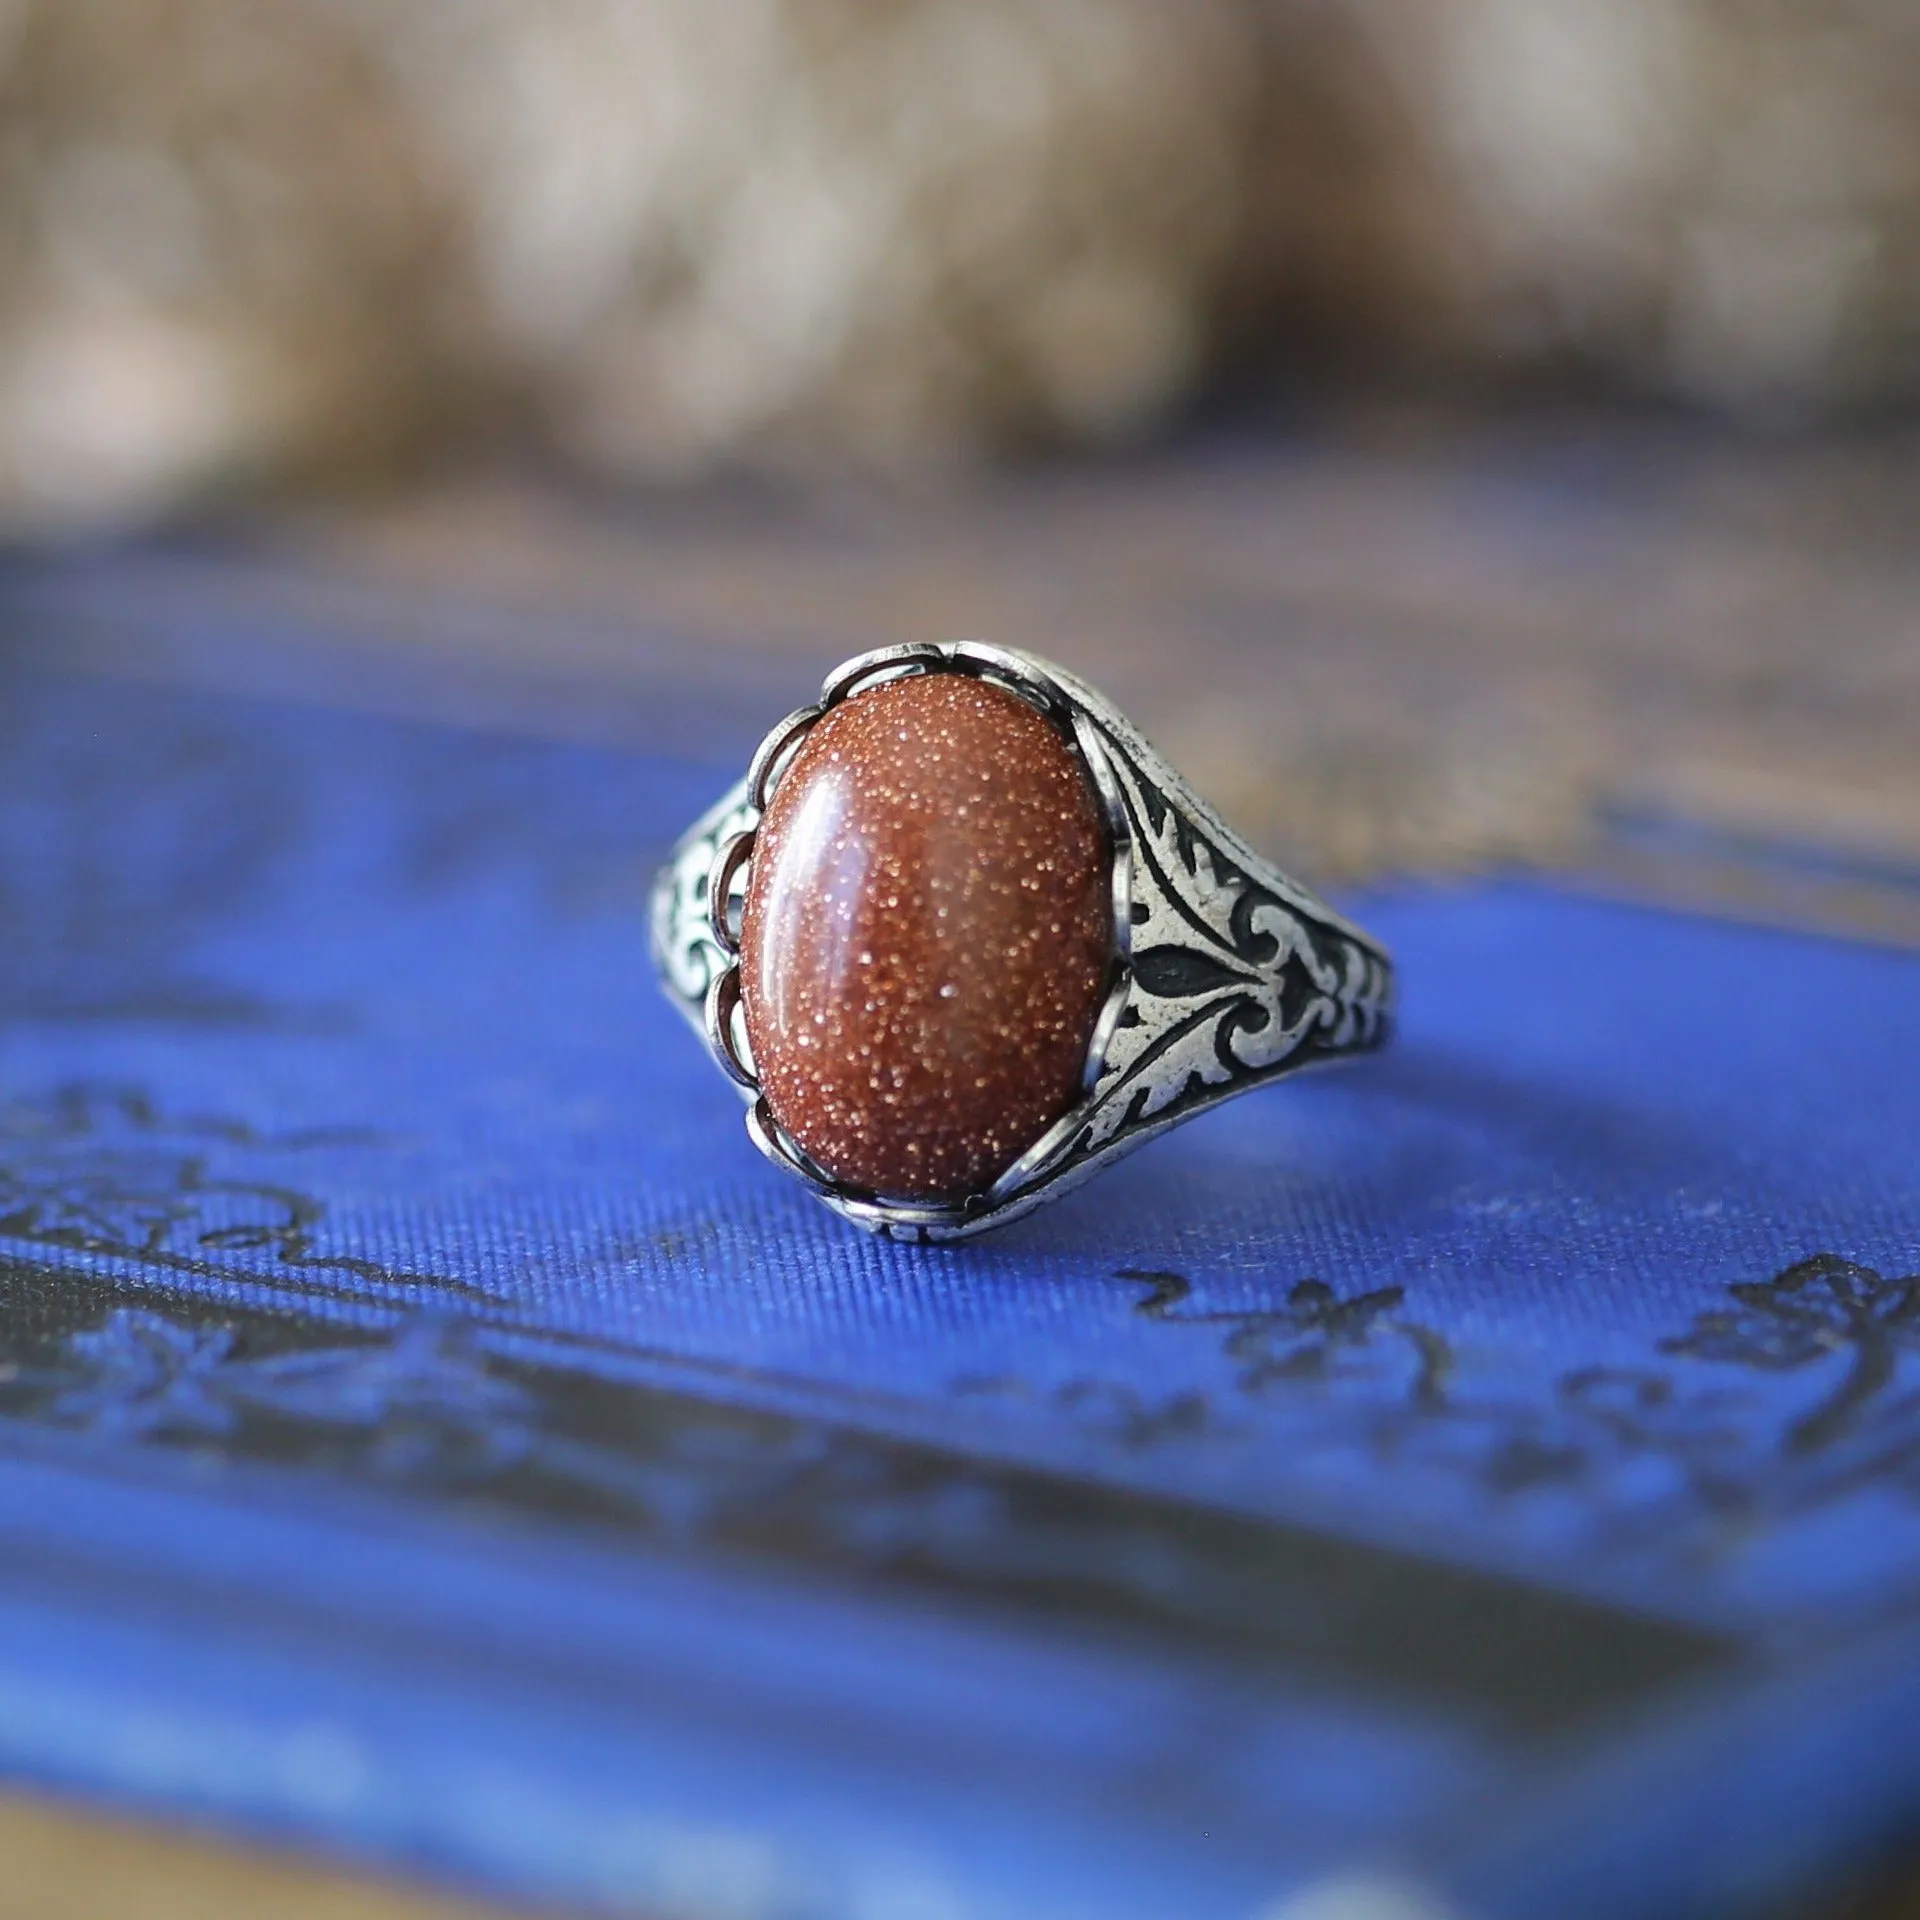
[739, 672, 1114, 1205]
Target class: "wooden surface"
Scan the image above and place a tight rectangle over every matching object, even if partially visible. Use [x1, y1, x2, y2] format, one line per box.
[283, 420, 1920, 943]
[32, 421, 1915, 941]
[0, 1793, 516, 1920]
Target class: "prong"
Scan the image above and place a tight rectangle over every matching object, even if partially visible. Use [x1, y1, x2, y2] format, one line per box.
[744, 1096, 844, 1193]
[1082, 967, 1135, 1092]
[828, 1192, 974, 1237]
[743, 1095, 790, 1170]
[705, 828, 756, 955]
[819, 643, 948, 709]
[1070, 713, 1133, 963]
[991, 707, 1138, 1184]
[746, 705, 825, 812]
[703, 968, 758, 1090]
[745, 1099, 979, 1236]
[947, 640, 1072, 721]
[985, 1103, 1088, 1205]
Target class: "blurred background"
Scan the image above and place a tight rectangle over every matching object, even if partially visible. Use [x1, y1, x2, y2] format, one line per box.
[9, 0, 1920, 520]
[3, 0, 1916, 942]
[1, 8, 1919, 1916]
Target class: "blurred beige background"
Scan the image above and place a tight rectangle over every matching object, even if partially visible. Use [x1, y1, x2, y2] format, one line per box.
[6, 0, 1920, 529]
[6, 0, 1914, 939]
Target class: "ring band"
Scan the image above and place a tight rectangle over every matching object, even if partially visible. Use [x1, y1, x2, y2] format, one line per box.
[652, 642, 1394, 1242]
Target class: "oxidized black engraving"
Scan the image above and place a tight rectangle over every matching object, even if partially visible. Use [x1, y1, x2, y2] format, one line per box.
[0, 1272, 1728, 1737]
[1072, 738, 1390, 1158]
[652, 643, 1392, 1240]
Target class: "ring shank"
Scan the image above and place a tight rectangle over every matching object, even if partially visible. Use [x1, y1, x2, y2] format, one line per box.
[650, 648, 1392, 1240]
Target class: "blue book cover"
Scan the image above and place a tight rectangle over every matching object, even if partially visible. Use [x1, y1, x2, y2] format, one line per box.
[0, 547, 1917, 1920]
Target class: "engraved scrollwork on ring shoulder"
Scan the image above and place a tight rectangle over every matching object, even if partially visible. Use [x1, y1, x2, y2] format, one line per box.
[1052, 664, 1392, 1161]
[650, 645, 1393, 1241]
[652, 785, 755, 1014]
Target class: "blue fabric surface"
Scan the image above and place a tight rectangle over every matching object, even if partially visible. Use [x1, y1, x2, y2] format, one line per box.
[0, 606, 1918, 1918]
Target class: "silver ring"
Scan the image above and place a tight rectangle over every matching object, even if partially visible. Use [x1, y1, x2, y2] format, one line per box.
[651, 643, 1394, 1242]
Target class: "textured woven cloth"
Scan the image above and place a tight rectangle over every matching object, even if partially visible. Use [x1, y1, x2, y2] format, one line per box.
[0, 558, 1918, 1919]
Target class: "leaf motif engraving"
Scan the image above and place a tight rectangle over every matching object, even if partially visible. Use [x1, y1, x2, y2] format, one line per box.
[1129, 946, 1253, 999]
[1083, 744, 1384, 1147]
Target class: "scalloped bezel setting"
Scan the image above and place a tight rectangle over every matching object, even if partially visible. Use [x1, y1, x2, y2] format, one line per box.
[651, 642, 1394, 1242]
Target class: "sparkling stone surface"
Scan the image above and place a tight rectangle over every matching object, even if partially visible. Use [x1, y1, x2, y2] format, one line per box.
[739, 671, 1114, 1205]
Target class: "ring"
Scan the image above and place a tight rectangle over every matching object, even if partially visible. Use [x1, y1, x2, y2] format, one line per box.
[651, 643, 1394, 1242]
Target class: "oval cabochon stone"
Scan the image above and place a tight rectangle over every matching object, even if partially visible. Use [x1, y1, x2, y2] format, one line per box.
[739, 672, 1114, 1204]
